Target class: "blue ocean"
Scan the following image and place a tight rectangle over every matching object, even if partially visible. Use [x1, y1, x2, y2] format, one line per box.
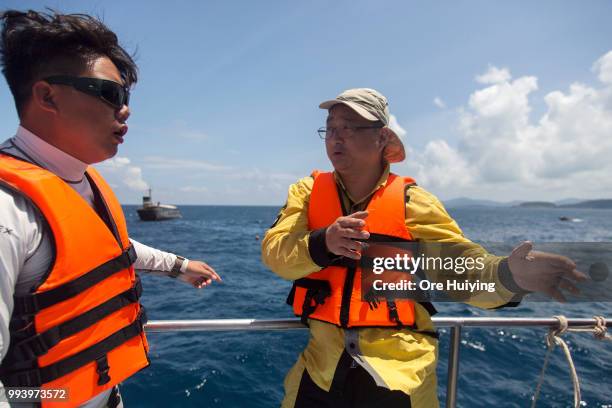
[121, 205, 612, 407]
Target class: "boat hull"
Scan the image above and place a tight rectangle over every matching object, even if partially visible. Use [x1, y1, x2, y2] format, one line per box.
[137, 207, 182, 221]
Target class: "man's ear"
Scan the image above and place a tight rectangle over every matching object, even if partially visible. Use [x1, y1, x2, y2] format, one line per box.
[378, 127, 391, 151]
[31, 80, 59, 114]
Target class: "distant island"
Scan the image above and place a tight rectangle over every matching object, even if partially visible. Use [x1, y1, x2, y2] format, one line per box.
[561, 199, 612, 209]
[518, 201, 556, 208]
[444, 197, 612, 209]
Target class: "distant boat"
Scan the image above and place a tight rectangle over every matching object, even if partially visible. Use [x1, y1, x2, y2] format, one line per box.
[136, 189, 181, 221]
[559, 216, 582, 222]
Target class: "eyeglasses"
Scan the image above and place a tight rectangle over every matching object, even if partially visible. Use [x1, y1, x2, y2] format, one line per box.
[44, 75, 130, 109]
[317, 125, 384, 140]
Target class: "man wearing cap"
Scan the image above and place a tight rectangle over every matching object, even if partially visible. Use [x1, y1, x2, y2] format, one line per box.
[262, 88, 586, 407]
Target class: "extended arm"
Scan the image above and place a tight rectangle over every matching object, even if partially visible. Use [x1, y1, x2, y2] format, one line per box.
[129, 239, 221, 288]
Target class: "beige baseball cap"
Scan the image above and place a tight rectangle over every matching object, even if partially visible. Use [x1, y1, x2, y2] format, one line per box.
[319, 88, 405, 163]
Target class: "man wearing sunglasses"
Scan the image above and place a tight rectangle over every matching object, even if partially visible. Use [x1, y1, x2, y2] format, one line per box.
[0, 10, 220, 407]
[262, 88, 586, 407]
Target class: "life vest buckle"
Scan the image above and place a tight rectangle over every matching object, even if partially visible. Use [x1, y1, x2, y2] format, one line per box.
[95, 355, 111, 385]
[13, 330, 55, 360]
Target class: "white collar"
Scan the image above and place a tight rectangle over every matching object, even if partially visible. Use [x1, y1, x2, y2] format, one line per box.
[13, 125, 88, 183]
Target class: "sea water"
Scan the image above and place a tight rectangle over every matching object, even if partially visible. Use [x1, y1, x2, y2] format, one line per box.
[122, 206, 612, 407]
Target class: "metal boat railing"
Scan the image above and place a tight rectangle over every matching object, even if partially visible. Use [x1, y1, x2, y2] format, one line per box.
[145, 317, 611, 408]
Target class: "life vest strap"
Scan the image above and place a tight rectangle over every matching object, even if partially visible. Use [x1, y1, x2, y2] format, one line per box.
[10, 278, 143, 361]
[363, 290, 380, 311]
[293, 279, 332, 325]
[0, 308, 147, 387]
[13, 245, 137, 316]
[386, 300, 404, 328]
[419, 301, 438, 317]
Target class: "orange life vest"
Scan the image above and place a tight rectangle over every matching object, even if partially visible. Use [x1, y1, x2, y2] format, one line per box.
[0, 153, 149, 407]
[287, 171, 419, 328]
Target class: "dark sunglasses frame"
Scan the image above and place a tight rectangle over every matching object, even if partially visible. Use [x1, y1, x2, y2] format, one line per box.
[44, 75, 130, 109]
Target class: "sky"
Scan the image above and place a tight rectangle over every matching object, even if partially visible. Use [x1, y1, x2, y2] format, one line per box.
[1, 1, 611, 205]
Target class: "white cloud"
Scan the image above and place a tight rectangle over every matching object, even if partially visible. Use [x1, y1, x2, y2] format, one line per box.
[96, 156, 149, 191]
[593, 50, 612, 84]
[397, 51, 612, 200]
[458, 72, 539, 183]
[433, 97, 446, 109]
[388, 114, 407, 139]
[403, 140, 473, 189]
[475, 65, 512, 84]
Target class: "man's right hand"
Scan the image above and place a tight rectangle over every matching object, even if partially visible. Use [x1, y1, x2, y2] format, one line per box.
[325, 211, 370, 259]
[507, 241, 588, 302]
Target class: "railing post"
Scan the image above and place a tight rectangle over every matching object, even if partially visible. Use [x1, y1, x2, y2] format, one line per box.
[446, 324, 462, 408]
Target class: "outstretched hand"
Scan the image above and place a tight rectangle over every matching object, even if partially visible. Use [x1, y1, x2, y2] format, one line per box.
[178, 260, 222, 289]
[508, 241, 588, 302]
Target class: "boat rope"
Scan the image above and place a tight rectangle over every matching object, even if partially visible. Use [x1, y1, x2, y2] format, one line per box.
[531, 315, 610, 408]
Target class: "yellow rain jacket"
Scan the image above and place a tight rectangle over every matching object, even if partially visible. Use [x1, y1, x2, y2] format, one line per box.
[262, 165, 523, 408]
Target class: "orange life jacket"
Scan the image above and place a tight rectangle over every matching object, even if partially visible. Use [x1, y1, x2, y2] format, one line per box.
[0, 153, 149, 408]
[287, 170, 419, 328]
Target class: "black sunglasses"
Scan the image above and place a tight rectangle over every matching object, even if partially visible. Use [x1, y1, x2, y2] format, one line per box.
[44, 75, 130, 109]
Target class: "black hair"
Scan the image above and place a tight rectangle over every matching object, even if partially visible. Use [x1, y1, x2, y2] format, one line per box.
[0, 9, 138, 117]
